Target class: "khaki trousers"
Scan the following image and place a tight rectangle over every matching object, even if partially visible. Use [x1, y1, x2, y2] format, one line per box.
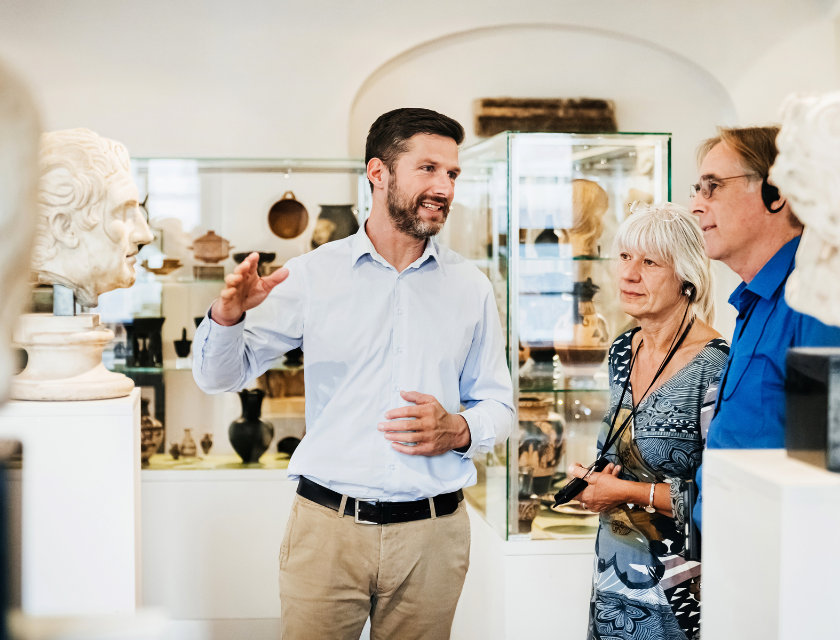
[278, 493, 471, 640]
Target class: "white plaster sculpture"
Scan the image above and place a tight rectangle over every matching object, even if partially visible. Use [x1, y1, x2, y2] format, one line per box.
[0, 62, 40, 403]
[772, 93, 840, 327]
[12, 129, 154, 401]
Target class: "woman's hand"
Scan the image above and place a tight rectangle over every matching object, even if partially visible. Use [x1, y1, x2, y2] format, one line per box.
[568, 462, 630, 513]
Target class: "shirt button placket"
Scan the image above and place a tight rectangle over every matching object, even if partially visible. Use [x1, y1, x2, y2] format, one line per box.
[393, 275, 401, 400]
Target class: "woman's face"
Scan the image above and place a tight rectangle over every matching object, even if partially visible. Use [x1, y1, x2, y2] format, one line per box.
[617, 247, 684, 322]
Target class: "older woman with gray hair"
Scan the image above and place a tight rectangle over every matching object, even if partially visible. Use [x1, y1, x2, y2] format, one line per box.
[567, 202, 728, 640]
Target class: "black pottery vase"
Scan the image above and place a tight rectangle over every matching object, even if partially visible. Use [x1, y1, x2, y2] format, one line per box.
[229, 389, 274, 463]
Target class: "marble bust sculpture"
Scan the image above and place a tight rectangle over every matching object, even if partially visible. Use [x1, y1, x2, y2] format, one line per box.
[0, 61, 40, 403]
[32, 128, 153, 307]
[12, 129, 151, 401]
[771, 92, 840, 327]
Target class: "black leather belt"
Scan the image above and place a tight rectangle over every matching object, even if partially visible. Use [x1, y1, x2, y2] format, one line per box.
[297, 476, 463, 525]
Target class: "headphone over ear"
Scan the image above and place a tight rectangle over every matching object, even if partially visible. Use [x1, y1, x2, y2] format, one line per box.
[761, 176, 785, 213]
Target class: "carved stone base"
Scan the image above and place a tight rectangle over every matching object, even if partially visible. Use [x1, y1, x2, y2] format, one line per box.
[11, 313, 134, 401]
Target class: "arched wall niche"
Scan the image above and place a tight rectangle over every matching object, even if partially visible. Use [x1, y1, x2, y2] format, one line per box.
[349, 24, 742, 336]
[350, 24, 737, 205]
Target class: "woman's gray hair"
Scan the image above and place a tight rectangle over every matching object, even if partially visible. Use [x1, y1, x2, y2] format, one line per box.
[613, 202, 715, 324]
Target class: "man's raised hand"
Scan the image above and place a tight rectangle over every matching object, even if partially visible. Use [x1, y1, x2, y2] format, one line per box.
[211, 252, 289, 326]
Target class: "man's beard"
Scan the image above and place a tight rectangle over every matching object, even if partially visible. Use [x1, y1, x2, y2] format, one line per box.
[386, 174, 450, 240]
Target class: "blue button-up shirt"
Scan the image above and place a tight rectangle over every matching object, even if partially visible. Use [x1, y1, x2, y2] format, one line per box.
[193, 226, 514, 501]
[695, 235, 840, 530]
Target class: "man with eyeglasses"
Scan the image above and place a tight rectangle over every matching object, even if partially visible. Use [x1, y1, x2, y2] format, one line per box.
[690, 126, 840, 534]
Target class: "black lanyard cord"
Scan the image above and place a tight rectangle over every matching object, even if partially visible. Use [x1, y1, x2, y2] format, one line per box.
[552, 304, 696, 508]
[599, 303, 696, 464]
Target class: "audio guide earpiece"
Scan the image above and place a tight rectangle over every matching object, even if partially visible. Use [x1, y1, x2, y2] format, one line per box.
[761, 176, 785, 213]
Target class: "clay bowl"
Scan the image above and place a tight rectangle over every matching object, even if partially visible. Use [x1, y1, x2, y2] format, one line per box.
[268, 192, 309, 239]
[141, 258, 183, 276]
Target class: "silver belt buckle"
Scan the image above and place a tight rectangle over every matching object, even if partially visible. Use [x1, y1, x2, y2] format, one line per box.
[354, 500, 378, 525]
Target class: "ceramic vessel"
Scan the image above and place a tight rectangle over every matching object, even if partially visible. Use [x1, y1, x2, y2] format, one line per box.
[268, 192, 309, 240]
[554, 278, 610, 369]
[277, 436, 301, 456]
[518, 396, 565, 495]
[311, 205, 359, 250]
[126, 317, 165, 368]
[229, 389, 274, 463]
[174, 328, 192, 358]
[169, 443, 181, 460]
[189, 230, 233, 264]
[518, 498, 542, 533]
[180, 428, 197, 457]
[140, 398, 164, 466]
[232, 252, 276, 276]
[200, 433, 213, 455]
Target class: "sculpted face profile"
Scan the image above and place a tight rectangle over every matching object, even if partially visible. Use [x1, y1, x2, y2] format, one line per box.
[556, 179, 609, 257]
[771, 93, 840, 327]
[33, 128, 153, 307]
[0, 62, 40, 401]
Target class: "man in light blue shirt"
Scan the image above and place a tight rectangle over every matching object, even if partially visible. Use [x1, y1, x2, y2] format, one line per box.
[193, 108, 513, 639]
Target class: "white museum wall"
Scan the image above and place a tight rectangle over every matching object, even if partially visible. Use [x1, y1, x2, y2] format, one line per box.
[729, 18, 838, 126]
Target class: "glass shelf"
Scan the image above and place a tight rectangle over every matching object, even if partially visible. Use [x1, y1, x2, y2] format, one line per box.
[145, 452, 291, 471]
[517, 255, 613, 262]
[113, 359, 303, 374]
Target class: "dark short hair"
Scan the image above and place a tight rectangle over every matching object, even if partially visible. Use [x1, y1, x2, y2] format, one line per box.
[365, 108, 465, 190]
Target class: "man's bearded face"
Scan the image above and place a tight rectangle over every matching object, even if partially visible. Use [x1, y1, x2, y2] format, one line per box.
[386, 171, 450, 240]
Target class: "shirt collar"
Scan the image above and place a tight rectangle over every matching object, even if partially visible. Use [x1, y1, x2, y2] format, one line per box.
[350, 222, 442, 273]
[744, 235, 800, 300]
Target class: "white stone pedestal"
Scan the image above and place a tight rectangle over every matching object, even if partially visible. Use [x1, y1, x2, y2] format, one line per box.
[12, 313, 134, 401]
[702, 449, 840, 639]
[0, 389, 141, 616]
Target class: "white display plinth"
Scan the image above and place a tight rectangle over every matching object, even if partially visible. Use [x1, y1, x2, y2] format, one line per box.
[702, 449, 840, 639]
[0, 389, 141, 616]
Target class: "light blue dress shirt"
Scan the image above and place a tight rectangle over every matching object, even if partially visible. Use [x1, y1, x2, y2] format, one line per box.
[193, 226, 514, 501]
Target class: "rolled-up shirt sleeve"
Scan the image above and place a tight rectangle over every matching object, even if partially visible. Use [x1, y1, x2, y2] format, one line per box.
[192, 258, 307, 394]
[457, 280, 515, 459]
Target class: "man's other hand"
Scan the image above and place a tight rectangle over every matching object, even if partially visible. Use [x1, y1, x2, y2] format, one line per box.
[378, 390, 470, 456]
[211, 252, 289, 326]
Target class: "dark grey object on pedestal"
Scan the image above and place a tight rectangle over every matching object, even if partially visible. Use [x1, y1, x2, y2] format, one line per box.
[786, 347, 840, 472]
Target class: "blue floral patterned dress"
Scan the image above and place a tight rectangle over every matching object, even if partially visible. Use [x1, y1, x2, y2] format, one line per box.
[587, 329, 728, 640]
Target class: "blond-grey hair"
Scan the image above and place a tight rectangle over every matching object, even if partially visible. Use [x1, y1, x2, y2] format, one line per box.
[613, 202, 715, 324]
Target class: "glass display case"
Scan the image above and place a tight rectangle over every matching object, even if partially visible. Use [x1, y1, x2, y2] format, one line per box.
[89, 157, 370, 469]
[443, 131, 671, 540]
